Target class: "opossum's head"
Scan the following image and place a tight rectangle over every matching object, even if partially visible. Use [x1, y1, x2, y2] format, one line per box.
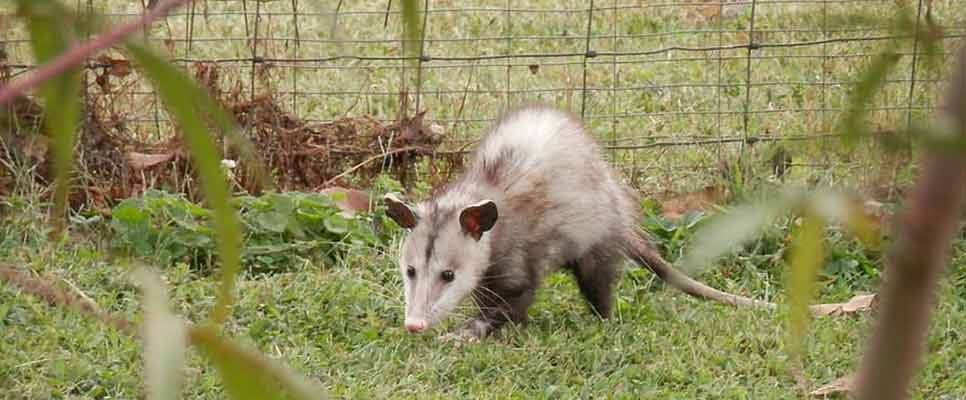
[383, 194, 498, 333]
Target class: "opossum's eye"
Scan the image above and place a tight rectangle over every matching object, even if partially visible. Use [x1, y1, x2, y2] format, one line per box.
[406, 266, 416, 278]
[441, 270, 455, 283]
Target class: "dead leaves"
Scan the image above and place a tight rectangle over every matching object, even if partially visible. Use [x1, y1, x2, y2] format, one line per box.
[94, 55, 132, 92]
[318, 187, 372, 217]
[812, 373, 856, 397]
[802, 296, 875, 398]
[127, 151, 177, 170]
[809, 294, 878, 317]
[686, 2, 746, 24]
[657, 185, 731, 220]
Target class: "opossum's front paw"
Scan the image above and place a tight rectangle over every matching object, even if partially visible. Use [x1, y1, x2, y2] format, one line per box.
[439, 319, 492, 343]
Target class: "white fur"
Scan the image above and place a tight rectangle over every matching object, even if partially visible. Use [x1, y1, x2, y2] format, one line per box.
[479, 107, 570, 172]
[477, 107, 623, 258]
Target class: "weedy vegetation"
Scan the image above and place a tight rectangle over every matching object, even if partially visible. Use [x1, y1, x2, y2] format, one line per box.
[1, 0, 965, 399]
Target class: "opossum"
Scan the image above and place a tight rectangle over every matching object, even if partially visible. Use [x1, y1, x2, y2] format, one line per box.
[383, 105, 774, 338]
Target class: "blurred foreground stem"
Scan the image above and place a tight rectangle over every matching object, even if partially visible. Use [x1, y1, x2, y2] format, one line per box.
[855, 44, 966, 400]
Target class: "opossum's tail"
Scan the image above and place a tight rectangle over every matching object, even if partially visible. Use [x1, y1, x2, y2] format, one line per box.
[626, 232, 777, 310]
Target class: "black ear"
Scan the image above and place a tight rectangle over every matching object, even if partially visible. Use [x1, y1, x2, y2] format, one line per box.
[459, 200, 498, 241]
[383, 193, 417, 229]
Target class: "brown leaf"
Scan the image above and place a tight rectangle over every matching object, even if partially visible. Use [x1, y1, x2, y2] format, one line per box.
[810, 294, 878, 317]
[95, 55, 131, 79]
[108, 59, 132, 77]
[319, 187, 371, 217]
[659, 185, 730, 220]
[811, 373, 855, 397]
[127, 151, 175, 170]
[697, 5, 720, 20]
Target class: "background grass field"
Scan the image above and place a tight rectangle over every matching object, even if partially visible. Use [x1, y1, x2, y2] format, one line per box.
[2, 1, 966, 398]
[4, 1, 965, 191]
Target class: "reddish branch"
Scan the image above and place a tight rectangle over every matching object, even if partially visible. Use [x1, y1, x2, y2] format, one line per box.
[0, 266, 137, 336]
[0, 0, 192, 106]
[854, 44, 966, 400]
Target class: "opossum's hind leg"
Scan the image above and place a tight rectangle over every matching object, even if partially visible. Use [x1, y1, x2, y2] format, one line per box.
[570, 246, 620, 318]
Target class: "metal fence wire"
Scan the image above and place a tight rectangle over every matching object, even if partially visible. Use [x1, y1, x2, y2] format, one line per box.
[1, 1, 965, 195]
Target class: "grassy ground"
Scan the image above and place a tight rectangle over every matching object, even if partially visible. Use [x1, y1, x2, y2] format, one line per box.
[2, 1, 966, 399]
[1, 201, 965, 399]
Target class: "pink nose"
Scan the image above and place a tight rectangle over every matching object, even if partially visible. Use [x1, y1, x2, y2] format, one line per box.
[404, 318, 427, 333]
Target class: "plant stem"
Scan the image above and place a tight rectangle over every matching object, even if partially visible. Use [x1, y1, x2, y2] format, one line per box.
[854, 44, 966, 400]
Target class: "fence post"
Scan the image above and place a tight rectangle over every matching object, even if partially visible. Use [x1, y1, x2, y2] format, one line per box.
[184, 0, 196, 54]
[820, 0, 830, 167]
[609, 0, 619, 160]
[905, 0, 926, 130]
[715, 0, 726, 175]
[580, 0, 595, 119]
[413, 0, 430, 114]
[291, 0, 301, 117]
[504, 0, 512, 112]
[740, 0, 759, 176]
[249, 0, 262, 101]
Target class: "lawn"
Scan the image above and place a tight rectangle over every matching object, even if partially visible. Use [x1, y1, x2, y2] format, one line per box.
[1, 194, 965, 398]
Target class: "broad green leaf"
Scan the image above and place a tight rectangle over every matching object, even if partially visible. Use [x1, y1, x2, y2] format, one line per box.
[189, 325, 324, 400]
[255, 211, 290, 234]
[301, 194, 337, 210]
[784, 212, 826, 359]
[678, 190, 801, 274]
[171, 231, 212, 248]
[168, 203, 202, 231]
[112, 200, 150, 225]
[17, 0, 82, 237]
[323, 214, 349, 235]
[125, 43, 243, 326]
[323, 190, 347, 203]
[133, 268, 187, 400]
[267, 193, 296, 214]
[840, 50, 902, 147]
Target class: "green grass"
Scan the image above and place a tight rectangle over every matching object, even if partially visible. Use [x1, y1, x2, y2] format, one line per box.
[2, 201, 965, 399]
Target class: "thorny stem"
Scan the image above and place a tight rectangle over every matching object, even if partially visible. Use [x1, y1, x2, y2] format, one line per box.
[0, 0, 192, 106]
[854, 44, 966, 400]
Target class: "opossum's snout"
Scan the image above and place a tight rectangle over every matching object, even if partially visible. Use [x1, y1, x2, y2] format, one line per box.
[404, 317, 428, 333]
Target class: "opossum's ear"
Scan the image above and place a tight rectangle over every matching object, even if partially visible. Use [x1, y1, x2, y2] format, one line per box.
[383, 193, 417, 229]
[459, 200, 498, 241]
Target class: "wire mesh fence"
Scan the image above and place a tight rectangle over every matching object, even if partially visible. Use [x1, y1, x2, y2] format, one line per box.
[1, 0, 964, 196]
